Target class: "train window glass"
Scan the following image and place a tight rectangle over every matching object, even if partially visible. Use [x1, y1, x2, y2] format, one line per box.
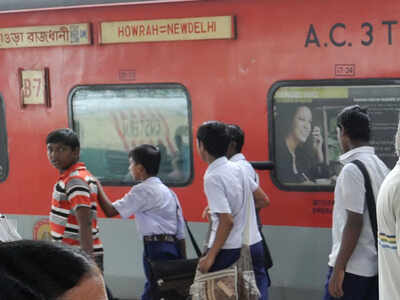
[69, 84, 192, 186]
[0, 94, 9, 182]
[270, 81, 400, 191]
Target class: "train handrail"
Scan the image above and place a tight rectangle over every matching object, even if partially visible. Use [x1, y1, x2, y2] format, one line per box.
[250, 161, 274, 171]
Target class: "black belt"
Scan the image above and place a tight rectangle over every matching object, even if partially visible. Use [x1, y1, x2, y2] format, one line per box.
[143, 234, 176, 243]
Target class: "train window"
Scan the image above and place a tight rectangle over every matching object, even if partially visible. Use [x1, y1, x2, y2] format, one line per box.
[69, 84, 192, 186]
[0, 94, 9, 182]
[269, 80, 400, 191]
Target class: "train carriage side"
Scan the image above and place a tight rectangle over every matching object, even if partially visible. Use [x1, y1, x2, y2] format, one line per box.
[1, 0, 400, 299]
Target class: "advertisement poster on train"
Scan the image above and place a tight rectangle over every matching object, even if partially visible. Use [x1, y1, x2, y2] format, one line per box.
[273, 85, 400, 190]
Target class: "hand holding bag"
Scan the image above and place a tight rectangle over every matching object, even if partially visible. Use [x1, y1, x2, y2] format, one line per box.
[190, 174, 261, 300]
[0, 214, 22, 242]
[146, 191, 202, 300]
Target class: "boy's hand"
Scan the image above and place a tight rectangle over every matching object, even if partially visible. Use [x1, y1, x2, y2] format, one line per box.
[93, 176, 102, 187]
[329, 268, 345, 298]
[201, 206, 210, 220]
[198, 254, 214, 273]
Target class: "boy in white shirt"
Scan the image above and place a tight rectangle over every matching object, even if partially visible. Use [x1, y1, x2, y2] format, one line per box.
[376, 119, 400, 300]
[196, 121, 269, 300]
[324, 106, 389, 300]
[226, 124, 273, 277]
[96, 144, 186, 300]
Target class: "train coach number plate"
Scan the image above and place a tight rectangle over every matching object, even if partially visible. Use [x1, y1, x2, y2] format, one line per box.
[19, 69, 49, 106]
[335, 64, 355, 76]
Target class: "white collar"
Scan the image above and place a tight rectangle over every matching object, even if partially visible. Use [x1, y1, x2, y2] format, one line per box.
[339, 146, 375, 164]
[142, 176, 162, 184]
[230, 153, 246, 162]
[205, 156, 228, 175]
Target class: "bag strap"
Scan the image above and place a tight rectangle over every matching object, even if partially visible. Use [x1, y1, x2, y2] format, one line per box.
[185, 219, 202, 258]
[351, 159, 378, 249]
[241, 172, 253, 246]
[170, 190, 202, 258]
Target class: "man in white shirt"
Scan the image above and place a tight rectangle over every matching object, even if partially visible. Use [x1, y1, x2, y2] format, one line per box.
[376, 120, 400, 300]
[196, 121, 269, 300]
[324, 106, 389, 300]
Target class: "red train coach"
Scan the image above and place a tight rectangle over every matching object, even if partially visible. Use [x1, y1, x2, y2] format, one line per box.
[1, 0, 399, 298]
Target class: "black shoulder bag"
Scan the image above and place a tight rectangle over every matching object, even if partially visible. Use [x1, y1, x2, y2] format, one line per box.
[259, 227, 274, 270]
[351, 160, 378, 249]
[147, 220, 201, 300]
[147, 191, 202, 300]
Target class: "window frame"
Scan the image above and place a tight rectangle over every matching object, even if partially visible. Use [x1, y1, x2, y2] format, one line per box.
[0, 93, 9, 183]
[268, 78, 400, 192]
[68, 83, 193, 187]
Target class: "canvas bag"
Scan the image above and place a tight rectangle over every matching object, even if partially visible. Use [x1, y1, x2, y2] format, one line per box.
[0, 214, 22, 242]
[190, 173, 261, 300]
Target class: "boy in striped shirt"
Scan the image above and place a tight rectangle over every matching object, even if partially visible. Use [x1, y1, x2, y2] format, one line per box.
[46, 128, 104, 268]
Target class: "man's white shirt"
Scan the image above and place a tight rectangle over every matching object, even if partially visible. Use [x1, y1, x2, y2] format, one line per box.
[328, 146, 389, 276]
[377, 159, 400, 299]
[204, 157, 261, 249]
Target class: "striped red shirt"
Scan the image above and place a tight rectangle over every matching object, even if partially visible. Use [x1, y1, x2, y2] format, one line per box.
[49, 162, 103, 256]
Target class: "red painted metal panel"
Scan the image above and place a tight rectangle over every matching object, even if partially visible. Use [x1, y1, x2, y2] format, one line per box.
[0, 0, 399, 228]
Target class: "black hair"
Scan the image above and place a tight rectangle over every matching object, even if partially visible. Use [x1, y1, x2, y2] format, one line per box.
[337, 105, 370, 142]
[0, 240, 96, 300]
[197, 121, 229, 158]
[227, 124, 245, 153]
[128, 144, 161, 176]
[46, 128, 80, 150]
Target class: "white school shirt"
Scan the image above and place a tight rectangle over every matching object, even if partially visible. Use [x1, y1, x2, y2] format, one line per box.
[204, 157, 261, 249]
[230, 153, 259, 185]
[112, 177, 185, 239]
[328, 146, 389, 276]
[377, 159, 400, 300]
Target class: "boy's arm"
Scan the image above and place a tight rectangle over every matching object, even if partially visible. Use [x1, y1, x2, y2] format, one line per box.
[198, 213, 234, 273]
[253, 187, 270, 209]
[75, 206, 94, 257]
[97, 182, 119, 217]
[328, 210, 363, 298]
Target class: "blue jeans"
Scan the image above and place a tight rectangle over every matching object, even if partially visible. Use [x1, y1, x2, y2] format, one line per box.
[208, 241, 270, 300]
[142, 241, 183, 300]
[323, 267, 378, 300]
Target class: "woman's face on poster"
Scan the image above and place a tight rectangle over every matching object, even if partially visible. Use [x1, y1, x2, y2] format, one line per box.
[291, 106, 312, 143]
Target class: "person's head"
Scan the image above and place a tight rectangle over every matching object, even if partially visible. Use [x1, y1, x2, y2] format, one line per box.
[287, 105, 312, 144]
[128, 144, 161, 180]
[196, 121, 229, 162]
[0, 240, 107, 300]
[226, 124, 245, 158]
[46, 129, 80, 172]
[174, 125, 189, 152]
[336, 105, 370, 152]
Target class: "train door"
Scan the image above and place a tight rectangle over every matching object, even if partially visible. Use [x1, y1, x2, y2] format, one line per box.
[0, 94, 9, 182]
